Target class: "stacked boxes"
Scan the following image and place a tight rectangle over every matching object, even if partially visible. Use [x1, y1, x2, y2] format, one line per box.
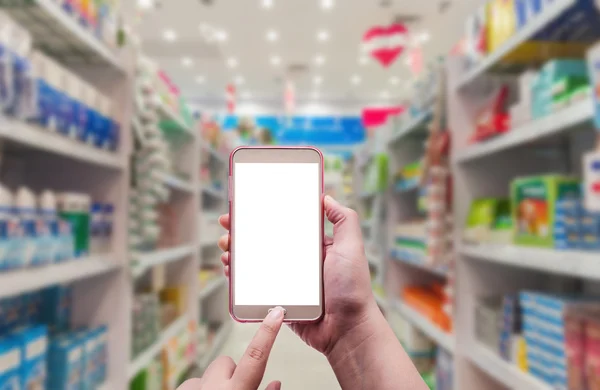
[131, 293, 161, 359]
[0, 338, 20, 389]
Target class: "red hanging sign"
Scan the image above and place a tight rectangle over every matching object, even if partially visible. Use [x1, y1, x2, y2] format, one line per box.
[226, 84, 236, 114]
[362, 23, 409, 68]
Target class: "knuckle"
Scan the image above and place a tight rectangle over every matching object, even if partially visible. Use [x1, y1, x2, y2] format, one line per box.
[247, 346, 266, 362]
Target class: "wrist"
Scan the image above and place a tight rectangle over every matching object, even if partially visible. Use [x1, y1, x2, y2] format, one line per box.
[325, 302, 387, 368]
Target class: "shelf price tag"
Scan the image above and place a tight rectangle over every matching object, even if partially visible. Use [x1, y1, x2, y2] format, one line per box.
[584, 151, 600, 212]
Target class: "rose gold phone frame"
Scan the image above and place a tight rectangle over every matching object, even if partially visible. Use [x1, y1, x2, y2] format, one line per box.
[228, 146, 324, 323]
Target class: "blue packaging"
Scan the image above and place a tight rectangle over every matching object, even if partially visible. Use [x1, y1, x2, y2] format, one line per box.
[0, 43, 13, 112]
[39, 208, 60, 264]
[56, 90, 75, 138]
[93, 326, 107, 386]
[47, 334, 84, 390]
[33, 78, 59, 130]
[109, 120, 120, 151]
[21, 293, 42, 327]
[76, 100, 91, 145]
[4, 208, 23, 271]
[41, 286, 72, 333]
[7, 54, 35, 120]
[74, 329, 98, 390]
[17, 205, 44, 268]
[11, 325, 47, 389]
[0, 204, 18, 272]
[0, 338, 21, 390]
[92, 112, 108, 150]
[57, 218, 74, 262]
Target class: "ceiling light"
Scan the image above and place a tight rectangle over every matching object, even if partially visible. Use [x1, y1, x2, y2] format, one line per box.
[313, 76, 323, 85]
[227, 57, 238, 68]
[234, 75, 245, 85]
[137, 0, 154, 10]
[381, 90, 390, 99]
[266, 29, 279, 42]
[270, 55, 281, 66]
[351, 75, 361, 85]
[321, 0, 334, 10]
[420, 32, 430, 43]
[314, 55, 325, 66]
[181, 57, 193, 67]
[262, 0, 274, 8]
[163, 29, 177, 42]
[359, 56, 368, 65]
[390, 77, 400, 85]
[215, 30, 228, 42]
[195, 75, 205, 84]
[317, 30, 330, 42]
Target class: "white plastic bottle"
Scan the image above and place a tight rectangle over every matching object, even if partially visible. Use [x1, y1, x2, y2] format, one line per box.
[0, 183, 14, 270]
[39, 190, 59, 264]
[15, 186, 39, 267]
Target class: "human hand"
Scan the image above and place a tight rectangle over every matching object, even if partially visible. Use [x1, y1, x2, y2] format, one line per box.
[217, 195, 379, 357]
[177, 307, 285, 390]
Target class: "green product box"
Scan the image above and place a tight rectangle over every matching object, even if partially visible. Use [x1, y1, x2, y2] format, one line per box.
[464, 198, 508, 243]
[363, 153, 389, 194]
[511, 175, 580, 248]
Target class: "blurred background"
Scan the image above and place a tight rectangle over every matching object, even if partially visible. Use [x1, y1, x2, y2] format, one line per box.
[0, 0, 599, 389]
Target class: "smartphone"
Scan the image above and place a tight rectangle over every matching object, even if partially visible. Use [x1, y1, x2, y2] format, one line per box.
[229, 146, 324, 323]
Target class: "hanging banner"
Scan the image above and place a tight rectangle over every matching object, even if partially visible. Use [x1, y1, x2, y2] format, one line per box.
[226, 84, 236, 114]
[361, 106, 404, 128]
[284, 81, 295, 116]
[361, 23, 409, 68]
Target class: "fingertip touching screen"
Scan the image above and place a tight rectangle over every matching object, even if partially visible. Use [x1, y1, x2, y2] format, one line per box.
[234, 162, 320, 306]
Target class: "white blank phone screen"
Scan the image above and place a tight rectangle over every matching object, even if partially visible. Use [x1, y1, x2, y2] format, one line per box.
[234, 163, 320, 306]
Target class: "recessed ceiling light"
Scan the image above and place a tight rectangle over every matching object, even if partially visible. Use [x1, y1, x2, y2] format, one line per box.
[181, 57, 193, 67]
[270, 55, 281, 66]
[321, 0, 334, 10]
[266, 29, 279, 42]
[317, 30, 330, 42]
[359, 56, 368, 65]
[137, 0, 154, 10]
[420, 32, 430, 43]
[390, 77, 400, 85]
[351, 75, 361, 85]
[215, 30, 228, 42]
[195, 75, 205, 84]
[314, 55, 325, 66]
[262, 0, 274, 8]
[163, 29, 177, 42]
[234, 75, 245, 85]
[227, 57, 238, 68]
[313, 76, 323, 85]
[381, 90, 390, 99]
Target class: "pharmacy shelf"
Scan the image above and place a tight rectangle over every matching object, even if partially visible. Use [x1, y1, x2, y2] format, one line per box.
[202, 186, 227, 199]
[453, 99, 593, 164]
[454, 0, 574, 91]
[199, 321, 233, 371]
[390, 249, 448, 277]
[160, 173, 196, 194]
[394, 181, 420, 193]
[132, 245, 196, 279]
[374, 293, 388, 310]
[0, 118, 124, 170]
[201, 141, 228, 164]
[393, 301, 455, 353]
[0, 255, 119, 299]
[388, 110, 432, 145]
[199, 277, 227, 300]
[359, 191, 377, 199]
[366, 251, 381, 268]
[3, 0, 126, 71]
[157, 101, 194, 136]
[466, 342, 552, 390]
[128, 315, 191, 380]
[460, 243, 600, 280]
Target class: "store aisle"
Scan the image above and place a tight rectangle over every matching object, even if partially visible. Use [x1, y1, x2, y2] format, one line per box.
[220, 322, 340, 390]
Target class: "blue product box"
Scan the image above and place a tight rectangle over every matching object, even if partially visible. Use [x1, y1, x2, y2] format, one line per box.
[92, 113, 109, 150]
[533, 0, 600, 42]
[108, 120, 119, 151]
[57, 91, 76, 138]
[91, 326, 107, 386]
[73, 329, 96, 390]
[0, 338, 21, 390]
[11, 325, 47, 389]
[76, 101, 91, 145]
[0, 43, 12, 111]
[47, 334, 84, 390]
[21, 293, 43, 326]
[33, 78, 59, 130]
[41, 286, 72, 333]
[7, 54, 34, 120]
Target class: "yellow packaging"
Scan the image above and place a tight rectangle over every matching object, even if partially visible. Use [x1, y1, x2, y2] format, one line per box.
[486, 0, 517, 53]
[517, 337, 528, 373]
[160, 286, 187, 315]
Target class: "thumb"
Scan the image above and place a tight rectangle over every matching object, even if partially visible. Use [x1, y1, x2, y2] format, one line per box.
[324, 195, 362, 243]
[265, 381, 282, 390]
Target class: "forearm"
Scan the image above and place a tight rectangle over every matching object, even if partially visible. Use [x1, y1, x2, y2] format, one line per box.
[326, 305, 428, 390]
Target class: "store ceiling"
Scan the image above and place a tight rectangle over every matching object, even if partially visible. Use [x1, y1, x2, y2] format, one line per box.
[132, 0, 483, 104]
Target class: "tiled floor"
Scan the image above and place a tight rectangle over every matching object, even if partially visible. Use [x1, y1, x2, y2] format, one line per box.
[220, 322, 341, 389]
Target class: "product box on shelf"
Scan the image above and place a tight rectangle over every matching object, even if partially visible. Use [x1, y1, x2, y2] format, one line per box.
[40, 286, 72, 334]
[464, 198, 510, 243]
[512, 175, 580, 248]
[486, 0, 517, 54]
[586, 42, 600, 131]
[11, 325, 47, 389]
[0, 337, 20, 389]
[464, 4, 487, 69]
[47, 333, 84, 390]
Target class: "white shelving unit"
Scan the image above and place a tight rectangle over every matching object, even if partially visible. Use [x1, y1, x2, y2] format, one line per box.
[392, 301, 455, 353]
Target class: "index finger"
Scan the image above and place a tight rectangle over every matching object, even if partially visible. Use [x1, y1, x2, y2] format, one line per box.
[219, 214, 230, 230]
[232, 307, 285, 388]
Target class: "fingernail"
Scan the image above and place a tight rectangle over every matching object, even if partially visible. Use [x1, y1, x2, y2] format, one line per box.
[267, 306, 284, 320]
